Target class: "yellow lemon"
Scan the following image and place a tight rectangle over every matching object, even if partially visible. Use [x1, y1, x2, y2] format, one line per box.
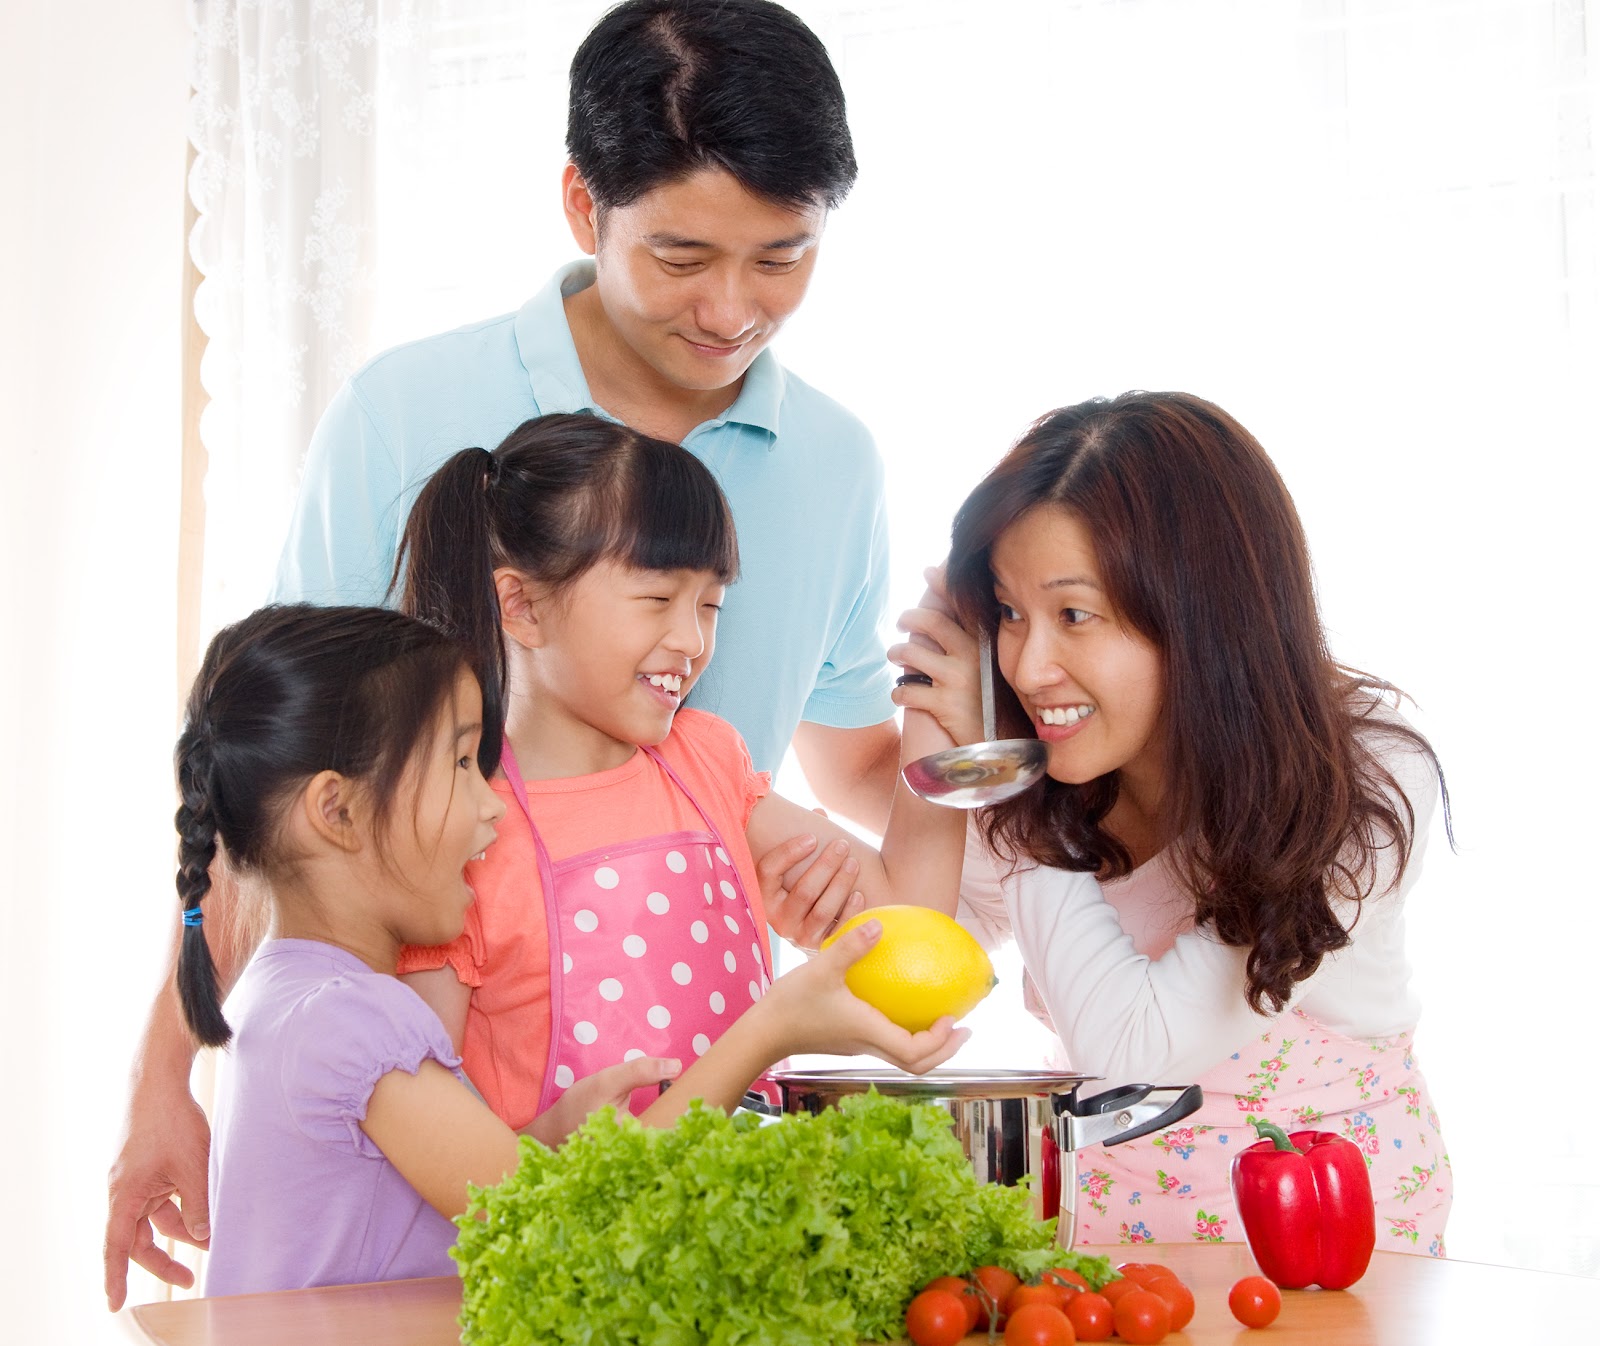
[822, 905, 997, 1032]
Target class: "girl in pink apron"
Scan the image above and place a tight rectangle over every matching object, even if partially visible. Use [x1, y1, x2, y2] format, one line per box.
[389, 413, 972, 1134]
[933, 391, 1453, 1255]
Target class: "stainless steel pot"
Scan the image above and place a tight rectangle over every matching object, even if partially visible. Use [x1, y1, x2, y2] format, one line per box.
[770, 1068, 1202, 1249]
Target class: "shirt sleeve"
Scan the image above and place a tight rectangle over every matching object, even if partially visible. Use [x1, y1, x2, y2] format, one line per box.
[269, 380, 404, 606]
[1006, 725, 1441, 1084]
[396, 911, 485, 989]
[280, 974, 462, 1160]
[799, 456, 896, 729]
[954, 819, 1017, 953]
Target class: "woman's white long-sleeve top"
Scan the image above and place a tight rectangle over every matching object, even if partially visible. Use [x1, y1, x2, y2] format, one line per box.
[956, 719, 1441, 1084]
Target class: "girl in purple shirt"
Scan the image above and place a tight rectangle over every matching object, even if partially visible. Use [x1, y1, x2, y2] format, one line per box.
[174, 604, 966, 1296]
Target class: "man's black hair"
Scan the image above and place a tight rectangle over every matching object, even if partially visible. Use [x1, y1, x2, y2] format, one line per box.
[568, 0, 857, 210]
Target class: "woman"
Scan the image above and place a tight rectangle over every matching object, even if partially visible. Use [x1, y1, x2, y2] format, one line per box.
[936, 391, 1451, 1253]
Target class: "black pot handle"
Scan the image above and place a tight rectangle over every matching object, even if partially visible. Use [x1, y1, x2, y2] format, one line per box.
[1054, 1081, 1205, 1147]
[1104, 1083, 1204, 1147]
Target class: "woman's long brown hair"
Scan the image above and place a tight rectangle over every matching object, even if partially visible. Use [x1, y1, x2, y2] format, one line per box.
[947, 392, 1443, 1014]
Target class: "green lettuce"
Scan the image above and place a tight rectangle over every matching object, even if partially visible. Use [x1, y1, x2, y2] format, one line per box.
[453, 1091, 1105, 1345]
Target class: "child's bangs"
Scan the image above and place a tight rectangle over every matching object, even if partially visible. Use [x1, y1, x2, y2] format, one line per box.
[614, 449, 740, 582]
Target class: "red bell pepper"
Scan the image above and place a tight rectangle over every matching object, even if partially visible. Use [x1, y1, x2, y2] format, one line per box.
[1229, 1118, 1376, 1290]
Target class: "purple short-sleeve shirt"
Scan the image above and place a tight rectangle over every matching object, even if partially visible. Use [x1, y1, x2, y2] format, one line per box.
[204, 939, 464, 1296]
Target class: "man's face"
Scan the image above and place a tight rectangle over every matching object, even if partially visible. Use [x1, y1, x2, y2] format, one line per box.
[568, 165, 826, 394]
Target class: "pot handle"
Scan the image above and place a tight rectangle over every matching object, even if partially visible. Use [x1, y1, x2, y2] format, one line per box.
[1056, 1082, 1204, 1148]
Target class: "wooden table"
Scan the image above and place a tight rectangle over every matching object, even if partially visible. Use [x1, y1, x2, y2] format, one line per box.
[122, 1242, 1600, 1345]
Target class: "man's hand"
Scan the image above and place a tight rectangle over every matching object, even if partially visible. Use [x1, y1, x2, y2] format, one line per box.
[756, 830, 865, 951]
[103, 1080, 212, 1310]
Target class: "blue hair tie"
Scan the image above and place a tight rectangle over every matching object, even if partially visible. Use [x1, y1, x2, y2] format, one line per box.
[182, 907, 204, 928]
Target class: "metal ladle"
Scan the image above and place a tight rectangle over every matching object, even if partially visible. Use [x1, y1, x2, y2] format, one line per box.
[900, 629, 1048, 808]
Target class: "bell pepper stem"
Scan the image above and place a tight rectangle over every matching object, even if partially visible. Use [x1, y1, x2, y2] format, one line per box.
[1248, 1117, 1299, 1151]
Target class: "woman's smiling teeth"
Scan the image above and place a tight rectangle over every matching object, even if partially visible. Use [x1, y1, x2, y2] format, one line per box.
[644, 673, 684, 694]
[1038, 703, 1095, 726]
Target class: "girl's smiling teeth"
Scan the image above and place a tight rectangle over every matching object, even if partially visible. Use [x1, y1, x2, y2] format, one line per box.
[643, 673, 684, 694]
[1038, 703, 1095, 726]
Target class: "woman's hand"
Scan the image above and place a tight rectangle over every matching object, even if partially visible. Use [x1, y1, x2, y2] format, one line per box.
[759, 918, 969, 1073]
[889, 592, 984, 750]
[523, 1055, 683, 1146]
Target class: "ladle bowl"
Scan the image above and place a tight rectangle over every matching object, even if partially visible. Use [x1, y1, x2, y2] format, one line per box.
[901, 737, 1048, 808]
[900, 628, 1047, 809]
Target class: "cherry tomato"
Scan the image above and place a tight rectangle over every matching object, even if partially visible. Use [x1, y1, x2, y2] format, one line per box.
[1003, 1302, 1076, 1346]
[1045, 1266, 1091, 1293]
[1116, 1262, 1179, 1289]
[1228, 1275, 1283, 1329]
[923, 1275, 981, 1333]
[1008, 1282, 1071, 1315]
[1111, 1287, 1173, 1345]
[905, 1289, 971, 1346]
[1099, 1276, 1139, 1306]
[972, 1265, 1022, 1328]
[1145, 1276, 1194, 1330]
[1065, 1291, 1114, 1342]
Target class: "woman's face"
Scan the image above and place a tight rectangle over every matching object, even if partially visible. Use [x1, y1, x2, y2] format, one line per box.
[989, 504, 1165, 796]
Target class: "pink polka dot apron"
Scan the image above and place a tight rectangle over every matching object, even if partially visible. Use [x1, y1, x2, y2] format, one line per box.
[1067, 1007, 1453, 1255]
[502, 744, 776, 1119]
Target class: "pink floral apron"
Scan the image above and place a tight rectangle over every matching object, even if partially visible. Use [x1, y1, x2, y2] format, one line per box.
[503, 744, 776, 1119]
[1069, 1008, 1453, 1255]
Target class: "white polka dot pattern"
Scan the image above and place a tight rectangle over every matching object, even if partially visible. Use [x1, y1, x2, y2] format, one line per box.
[544, 827, 773, 1117]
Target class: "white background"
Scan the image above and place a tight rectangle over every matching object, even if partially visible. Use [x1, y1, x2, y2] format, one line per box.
[2, 2, 1597, 1341]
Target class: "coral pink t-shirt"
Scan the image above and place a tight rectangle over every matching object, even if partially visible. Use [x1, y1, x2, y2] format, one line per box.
[398, 710, 771, 1129]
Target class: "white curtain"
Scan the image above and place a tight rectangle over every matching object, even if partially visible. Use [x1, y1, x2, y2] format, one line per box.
[185, 0, 1600, 1279]
[187, 0, 430, 626]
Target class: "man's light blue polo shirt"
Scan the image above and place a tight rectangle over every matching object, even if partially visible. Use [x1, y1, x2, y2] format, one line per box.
[271, 261, 895, 774]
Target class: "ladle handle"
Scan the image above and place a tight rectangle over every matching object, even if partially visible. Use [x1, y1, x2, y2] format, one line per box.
[978, 628, 997, 742]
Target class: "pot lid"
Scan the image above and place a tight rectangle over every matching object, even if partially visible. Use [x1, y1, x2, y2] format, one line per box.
[769, 1067, 1100, 1099]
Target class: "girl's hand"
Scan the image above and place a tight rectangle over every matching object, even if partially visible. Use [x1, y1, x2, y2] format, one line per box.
[524, 1055, 683, 1146]
[889, 602, 984, 749]
[761, 918, 970, 1073]
[757, 830, 865, 952]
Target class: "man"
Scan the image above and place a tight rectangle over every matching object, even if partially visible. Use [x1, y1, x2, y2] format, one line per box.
[105, 0, 902, 1309]
[275, 0, 898, 811]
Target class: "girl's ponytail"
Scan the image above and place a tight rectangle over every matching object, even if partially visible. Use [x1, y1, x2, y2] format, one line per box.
[394, 446, 506, 775]
[174, 723, 232, 1047]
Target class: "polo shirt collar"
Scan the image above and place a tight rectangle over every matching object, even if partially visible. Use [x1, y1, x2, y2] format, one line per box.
[513, 260, 785, 443]
[513, 260, 599, 416]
